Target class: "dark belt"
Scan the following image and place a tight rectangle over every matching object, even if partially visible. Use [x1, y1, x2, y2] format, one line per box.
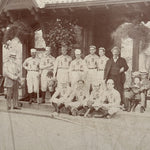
[28, 70, 38, 72]
[88, 68, 97, 69]
[58, 67, 69, 69]
[72, 70, 83, 72]
[98, 69, 104, 71]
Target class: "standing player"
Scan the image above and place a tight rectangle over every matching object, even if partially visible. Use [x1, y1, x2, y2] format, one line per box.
[53, 46, 72, 87]
[84, 45, 99, 92]
[97, 47, 109, 86]
[69, 49, 87, 88]
[39, 46, 55, 103]
[23, 48, 40, 104]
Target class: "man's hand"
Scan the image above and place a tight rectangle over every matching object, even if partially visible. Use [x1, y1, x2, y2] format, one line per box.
[14, 75, 19, 80]
[120, 67, 124, 73]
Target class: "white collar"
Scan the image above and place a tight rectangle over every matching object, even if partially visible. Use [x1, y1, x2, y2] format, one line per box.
[113, 57, 119, 62]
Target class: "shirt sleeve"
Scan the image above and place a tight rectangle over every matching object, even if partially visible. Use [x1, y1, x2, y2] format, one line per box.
[23, 58, 29, 70]
[53, 57, 58, 77]
[51, 89, 60, 100]
[122, 58, 129, 72]
[114, 91, 121, 107]
[3, 63, 16, 80]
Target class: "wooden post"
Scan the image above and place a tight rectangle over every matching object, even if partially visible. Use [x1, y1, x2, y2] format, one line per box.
[82, 12, 95, 56]
[132, 39, 140, 71]
[0, 41, 3, 93]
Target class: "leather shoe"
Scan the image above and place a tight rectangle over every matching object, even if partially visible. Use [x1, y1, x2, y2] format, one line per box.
[7, 106, 11, 110]
[93, 114, 105, 118]
[105, 114, 112, 119]
[29, 99, 33, 104]
[71, 108, 78, 116]
[13, 107, 21, 110]
[140, 106, 145, 113]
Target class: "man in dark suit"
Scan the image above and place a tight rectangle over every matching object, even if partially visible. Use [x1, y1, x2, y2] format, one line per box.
[104, 46, 129, 110]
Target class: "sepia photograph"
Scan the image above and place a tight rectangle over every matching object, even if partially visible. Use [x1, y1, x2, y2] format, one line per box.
[0, 0, 150, 150]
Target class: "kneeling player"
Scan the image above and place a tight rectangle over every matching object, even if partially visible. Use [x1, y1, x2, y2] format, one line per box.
[50, 83, 71, 113]
[65, 80, 89, 116]
[98, 79, 121, 118]
[83, 83, 106, 117]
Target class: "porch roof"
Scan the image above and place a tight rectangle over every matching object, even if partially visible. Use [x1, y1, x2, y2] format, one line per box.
[35, 0, 150, 9]
[0, 0, 38, 12]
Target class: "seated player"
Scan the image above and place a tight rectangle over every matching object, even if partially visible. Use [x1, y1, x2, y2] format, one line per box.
[50, 82, 71, 113]
[83, 83, 106, 117]
[97, 79, 121, 119]
[65, 79, 89, 116]
[125, 71, 150, 113]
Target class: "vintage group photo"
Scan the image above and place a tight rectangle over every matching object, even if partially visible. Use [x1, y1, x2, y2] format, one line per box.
[0, 0, 150, 150]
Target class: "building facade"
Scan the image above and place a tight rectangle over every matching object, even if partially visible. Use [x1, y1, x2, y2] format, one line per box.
[0, 0, 150, 95]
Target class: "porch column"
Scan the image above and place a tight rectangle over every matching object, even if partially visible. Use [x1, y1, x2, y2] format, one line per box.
[82, 13, 94, 56]
[132, 40, 140, 71]
[0, 42, 3, 93]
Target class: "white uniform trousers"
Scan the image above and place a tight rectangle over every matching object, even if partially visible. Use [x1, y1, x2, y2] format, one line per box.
[108, 107, 120, 115]
[70, 71, 84, 88]
[66, 101, 82, 109]
[86, 69, 97, 91]
[101, 104, 120, 115]
[57, 69, 69, 86]
[41, 70, 49, 92]
[51, 97, 65, 106]
[97, 70, 104, 84]
[27, 71, 39, 93]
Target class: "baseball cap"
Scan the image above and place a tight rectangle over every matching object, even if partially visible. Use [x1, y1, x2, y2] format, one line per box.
[75, 49, 81, 55]
[30, 48, 37, 53]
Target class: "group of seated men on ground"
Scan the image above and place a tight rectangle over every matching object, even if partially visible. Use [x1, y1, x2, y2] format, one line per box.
[51, 78, 120, 119]
[3, 44, 150, 118]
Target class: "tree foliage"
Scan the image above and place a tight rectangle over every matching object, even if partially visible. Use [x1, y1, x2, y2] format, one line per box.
[3, 21, 33, 45]
[111, 22, 150, 50]
[42, 17, 77, 50]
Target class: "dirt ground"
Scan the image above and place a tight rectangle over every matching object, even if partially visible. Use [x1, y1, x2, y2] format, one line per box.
[0, 109, 150, 150]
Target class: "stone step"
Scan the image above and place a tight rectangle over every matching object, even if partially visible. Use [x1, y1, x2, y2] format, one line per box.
[0, 96, 55, 112]
[18, 101, 55, 112]
[1, 96, 150, 119]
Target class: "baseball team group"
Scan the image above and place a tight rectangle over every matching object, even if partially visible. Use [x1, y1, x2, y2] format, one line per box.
[3, 45, 150, 118]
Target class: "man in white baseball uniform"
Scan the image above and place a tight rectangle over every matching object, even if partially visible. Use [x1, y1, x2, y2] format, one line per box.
[23, 48, 40, 104]
[39, 46, 55, 103]
[51, 82, 72, 113]
[101, 79, 121, 118]
[84, 45, 99, 93]
[97, 47, 109, 86]
[83, 83, 106, 117]
[53, 46, 72, 87]
[65, 79, 89, 116]
[69, 49, 87, 88]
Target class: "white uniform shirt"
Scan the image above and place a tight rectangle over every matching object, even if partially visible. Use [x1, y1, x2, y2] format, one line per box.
[70, 87, 89, 102]
[69, 58, 87, 72]
[40, 55, 55, 71]
[23, 57, 39, 71]
[54, 55, 72, 75]
[90, 89, 101, 101]
[106, 89, 121, 107]
[52, 86, 71, 99]
[84, 54, 99, 69]
[97, 55, 109, 71]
